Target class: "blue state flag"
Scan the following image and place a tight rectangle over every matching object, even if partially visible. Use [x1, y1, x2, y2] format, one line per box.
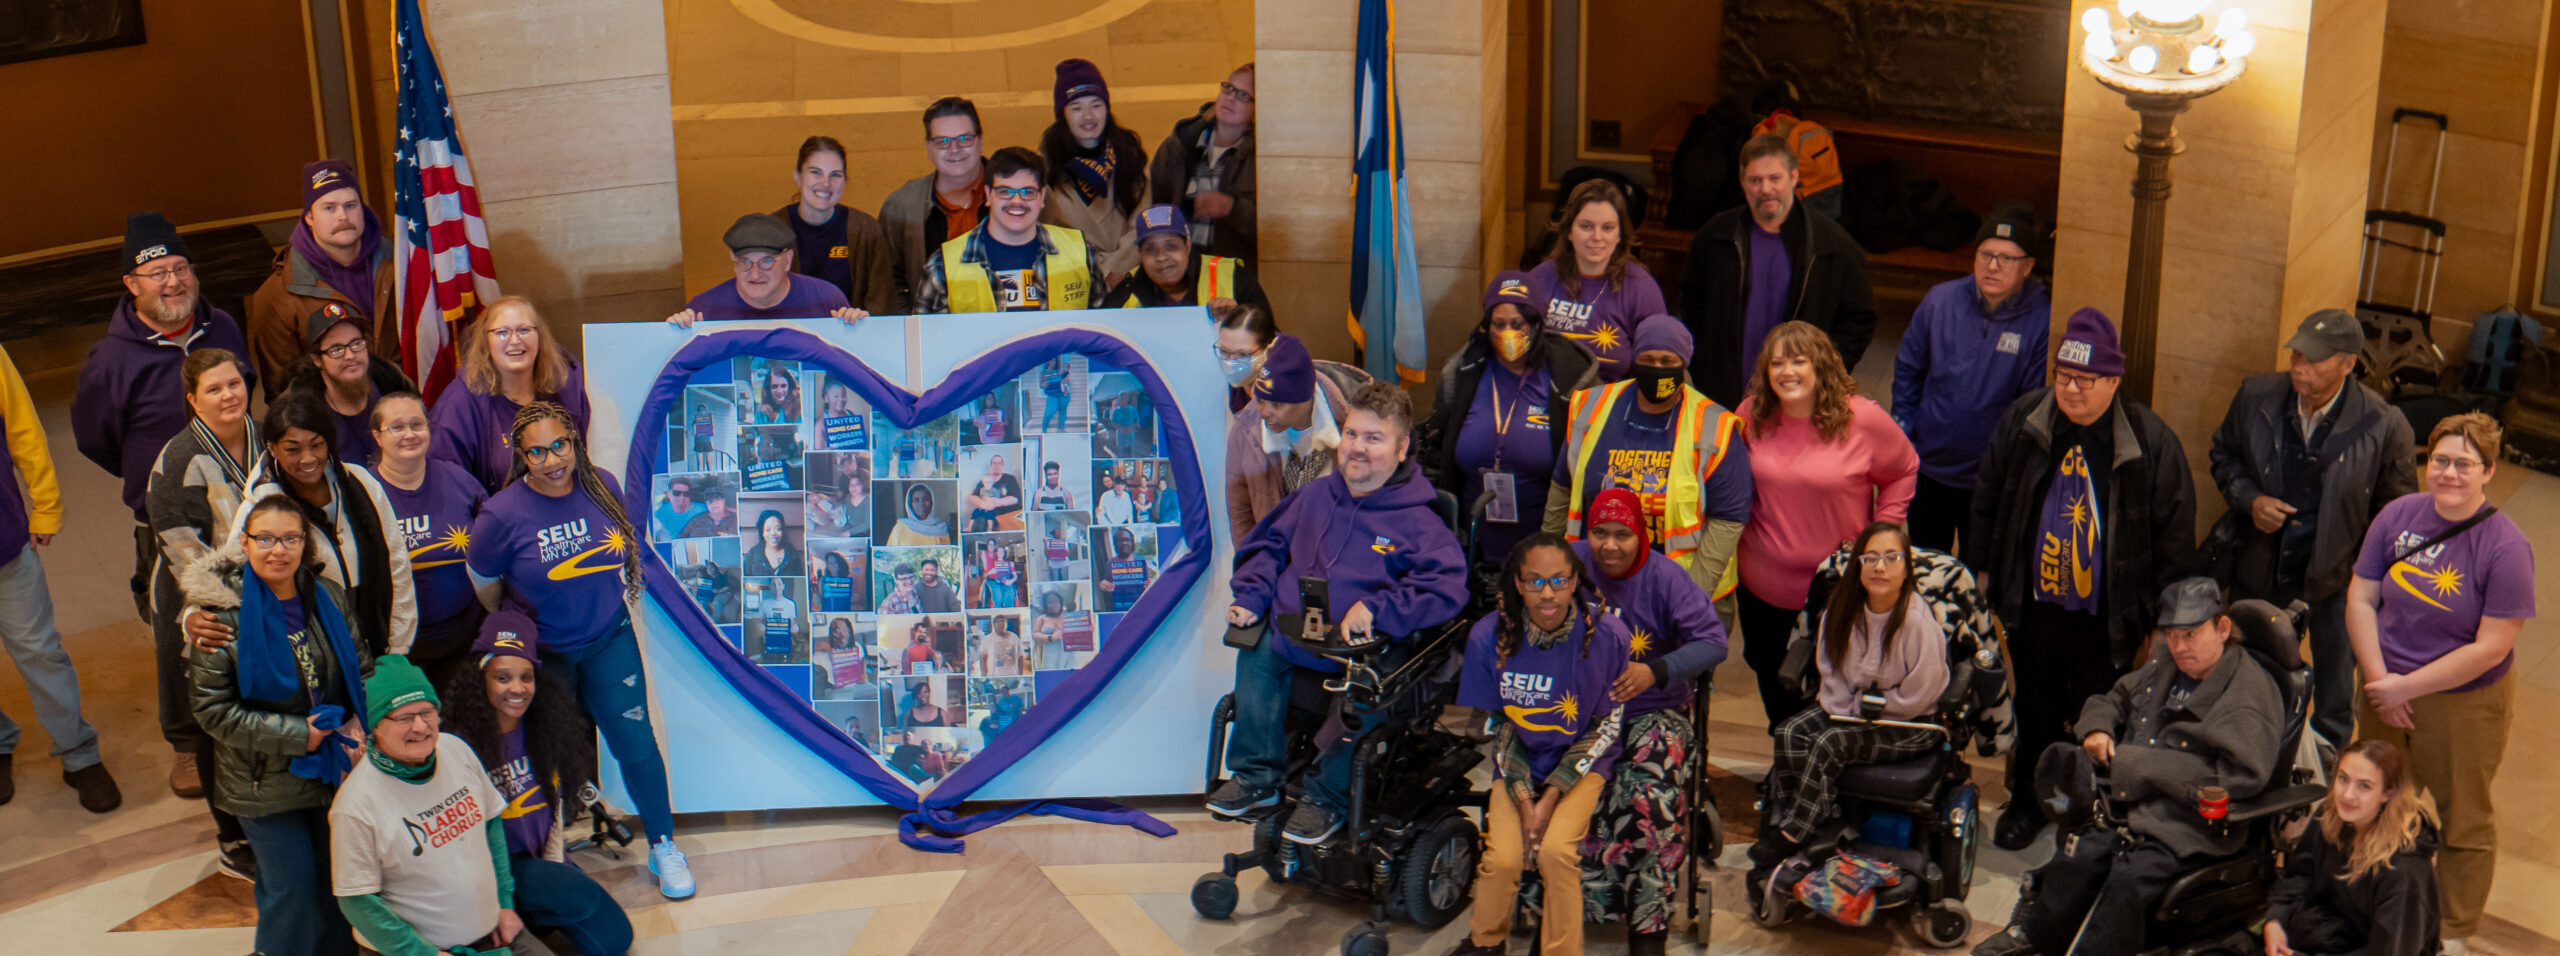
[1349, 0, 1428, 385]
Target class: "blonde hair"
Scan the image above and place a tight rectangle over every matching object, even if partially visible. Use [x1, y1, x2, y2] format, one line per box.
[1742, 321, 1857, 442]
[461, 296, 570, 398]
[2319, 739, 2440, 883]
[2426, 411, 2502, 467]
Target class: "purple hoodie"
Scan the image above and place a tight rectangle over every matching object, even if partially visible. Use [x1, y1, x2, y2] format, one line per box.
[1891, 275, 2051, 487]
[72, 296, 257, 518]
[287, 208, 387, 319]
[430, 361, 592, 492]
[1572, 540, 1726, 717]
[1230, 462, 1468, 672]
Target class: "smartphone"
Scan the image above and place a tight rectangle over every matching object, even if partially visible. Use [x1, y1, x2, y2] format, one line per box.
[1297, 576, 1332, 644]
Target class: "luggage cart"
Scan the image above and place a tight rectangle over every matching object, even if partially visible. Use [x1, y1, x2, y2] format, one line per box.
[2357, 108, 2450, 396]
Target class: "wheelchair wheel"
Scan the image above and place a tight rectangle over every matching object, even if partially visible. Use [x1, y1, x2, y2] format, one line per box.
[1191, 872, 1240, 920]
[1913, 901, 1969, 949]
[1694, 800, 1724, 865]
[1396, 815, 1478, 929]
[1341, 924, 1390, 956]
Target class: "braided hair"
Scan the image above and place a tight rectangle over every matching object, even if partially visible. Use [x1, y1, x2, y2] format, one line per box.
[1493, 531, 1608, 667]
[507, 401, 643, 602]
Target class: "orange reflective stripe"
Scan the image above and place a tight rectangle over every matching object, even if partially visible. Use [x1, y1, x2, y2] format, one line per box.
[1700, 410, 1741, 479]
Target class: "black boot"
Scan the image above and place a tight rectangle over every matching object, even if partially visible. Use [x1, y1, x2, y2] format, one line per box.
[1627, 928, 1667, 956]
[1992, 802, 2046, 852]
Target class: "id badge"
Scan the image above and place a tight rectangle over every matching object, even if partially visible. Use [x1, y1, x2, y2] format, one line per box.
[1482, 470, 1519, 524]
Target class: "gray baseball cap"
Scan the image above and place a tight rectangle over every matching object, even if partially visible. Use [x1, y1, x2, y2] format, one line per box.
[722, 213, 794, 255]
[2284, 309, 2363, 363]
[2155, 577, 2226, 630]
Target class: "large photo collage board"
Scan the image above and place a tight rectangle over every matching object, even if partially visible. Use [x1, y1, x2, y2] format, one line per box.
[644, 353, 1188, 789]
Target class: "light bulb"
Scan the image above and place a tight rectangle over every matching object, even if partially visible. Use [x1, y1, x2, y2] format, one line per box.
[2187, 44, 2222, 73]
[2085, 31, 2119, 61]
[2217, 8, 2249, 36]
[2138, 0, 2212, 22]
[2082, 7, 2113, 35]
[2127, 44, 2159, 73]
[2223, 30, 2256, 59]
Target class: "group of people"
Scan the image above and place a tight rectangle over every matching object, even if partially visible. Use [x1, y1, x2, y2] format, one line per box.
[0, 43, 2526, 956]
[1194, 129, 2530, 956]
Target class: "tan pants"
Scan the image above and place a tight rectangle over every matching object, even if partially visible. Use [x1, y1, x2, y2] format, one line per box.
[2356, 675, 2512, 939]
[1470, 774, 1606, 955]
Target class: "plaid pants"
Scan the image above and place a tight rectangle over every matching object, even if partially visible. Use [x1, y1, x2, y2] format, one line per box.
[1766, 707, 1939, 838]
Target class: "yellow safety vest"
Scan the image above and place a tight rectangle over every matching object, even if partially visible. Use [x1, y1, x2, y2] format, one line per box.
[1119, 255, 1241, 309]
[1560, 379, 1742, 594]
[942, 225, 1092, 313]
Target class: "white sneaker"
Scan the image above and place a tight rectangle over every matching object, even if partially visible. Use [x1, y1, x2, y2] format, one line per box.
[648, 839, 697, 899]
[2440, 939, 2471, 956]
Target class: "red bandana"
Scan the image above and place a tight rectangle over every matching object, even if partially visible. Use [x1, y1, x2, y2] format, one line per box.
[1586, 487, 1648, 577]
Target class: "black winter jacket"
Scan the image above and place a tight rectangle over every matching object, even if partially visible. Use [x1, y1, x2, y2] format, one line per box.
[2206, 374, 2418, 602]
[2266, 818, 2442, 956]
[1964, 390, 2197, 668]
[1676, 202, 1877, 406]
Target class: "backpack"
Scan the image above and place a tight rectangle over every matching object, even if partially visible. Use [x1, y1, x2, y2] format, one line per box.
[1751, 110, 1844, 199]
[2463, 308, 2545, 397]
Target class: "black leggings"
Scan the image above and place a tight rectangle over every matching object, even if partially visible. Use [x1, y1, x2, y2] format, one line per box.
[1736, 587, 1812, 731]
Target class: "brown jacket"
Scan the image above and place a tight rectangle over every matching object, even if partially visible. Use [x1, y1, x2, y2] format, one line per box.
[1224, 360, 1368, 541]
[774, 203, 900, 316]
[245, 245, 397, 401]
[878, 171, 988, 313]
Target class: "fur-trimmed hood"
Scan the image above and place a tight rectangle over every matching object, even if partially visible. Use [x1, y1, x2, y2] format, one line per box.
[176, 532, 251, 612]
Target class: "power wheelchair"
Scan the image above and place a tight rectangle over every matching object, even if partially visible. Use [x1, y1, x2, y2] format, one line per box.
[2042, 598, 2329, 956]
[1746, 545, 2013, 948]
[1191, 491, 1493, 956]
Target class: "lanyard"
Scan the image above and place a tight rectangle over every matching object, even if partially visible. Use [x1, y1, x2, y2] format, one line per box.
[1485, 366, 1523, 472]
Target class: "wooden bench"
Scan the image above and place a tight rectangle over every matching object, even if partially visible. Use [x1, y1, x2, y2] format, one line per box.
[1634, 104, 2062, 317]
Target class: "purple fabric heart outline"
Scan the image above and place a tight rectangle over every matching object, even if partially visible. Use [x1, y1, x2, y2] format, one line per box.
[620, 326, 1207, 851]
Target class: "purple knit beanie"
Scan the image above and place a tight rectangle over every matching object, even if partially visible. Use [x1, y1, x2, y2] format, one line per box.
[1254, 333, 1316, 404]
[1054, 59, 1111, 120]
[2056, 307, 2127, 377]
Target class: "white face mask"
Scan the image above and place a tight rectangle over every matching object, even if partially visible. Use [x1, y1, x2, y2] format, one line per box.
[1221, 356, 1258, 386]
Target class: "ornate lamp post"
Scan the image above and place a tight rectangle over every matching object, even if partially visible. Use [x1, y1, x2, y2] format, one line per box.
[2078, 0, 2257, 402]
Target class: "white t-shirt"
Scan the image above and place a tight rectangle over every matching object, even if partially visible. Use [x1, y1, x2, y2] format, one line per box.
[330, 733, 503, 949]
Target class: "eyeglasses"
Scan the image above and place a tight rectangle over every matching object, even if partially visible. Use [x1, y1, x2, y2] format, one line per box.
[1214, 344, 1261, 361]
[1517, 574, 1574, 593]
[316, 338, 368, 360]
[737, 254, 784, 273]
[248, 533, 307, 551]
[488, 326, 537, 343]
[2054, 370, 2108, 392]
[519, 437, 574, 464]
[132, 263, 194, 284]
[1976, 249, 2032, 269]
[2427, 454, 2485, 475]
[1219, 81, 1255, 105]
[379, 709, 437, 729]
[1857, 550, 1906, 568]
[928, 133, 979, 152]
[374, 418, 428, 435]
[992, 186, 1040, 201]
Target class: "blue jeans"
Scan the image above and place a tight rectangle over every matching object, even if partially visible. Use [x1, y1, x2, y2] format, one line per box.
[544, 616, 676, 843]
[0, 548, 98, 771]
[512, 853, 634, 956]
[1224, 635, 1383, 814]
[1041, 390, 1067, 430]
[237, 806, 356, 956]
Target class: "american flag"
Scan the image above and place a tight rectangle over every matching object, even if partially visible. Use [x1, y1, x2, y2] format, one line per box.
[391, 0, 497, 402]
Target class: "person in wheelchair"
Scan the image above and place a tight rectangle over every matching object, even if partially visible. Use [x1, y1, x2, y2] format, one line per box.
[1565, 488, 1725, 954]
[1205, 383, 1469, 844]
[2261, 739, 2441, 956]
[1975, 578, 2284, 956]
[1746, 521, 1949, 892]
[1448, 534, 1632, 956]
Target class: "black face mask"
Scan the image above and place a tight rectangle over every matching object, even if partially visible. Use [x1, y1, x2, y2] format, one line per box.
[1630, 364, 1682, 403]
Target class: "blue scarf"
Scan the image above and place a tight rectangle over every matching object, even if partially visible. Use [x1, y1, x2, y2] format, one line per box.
[235, 571, 369, 783]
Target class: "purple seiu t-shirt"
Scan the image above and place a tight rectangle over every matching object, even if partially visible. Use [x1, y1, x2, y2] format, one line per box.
[1530, 259, 1667, 382]
[1457, 362, 1556, 564]
[682, 274, 852, 322]
[466, 472, 629, 653]
[371, 459, 489, 650]
[1575, 541, 1726, 717]
[490, 725, 554, 857]
[1458, 608, 1633, 781]
[1741, 224, 1791, 370]
[2353, 493, 2537, 693]
[2032, 439, 2106, 614]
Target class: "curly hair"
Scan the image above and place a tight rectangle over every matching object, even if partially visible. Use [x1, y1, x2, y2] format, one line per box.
[1493, 532, 1609, 667]
[1742, 320, 1857, 442]
[460, 297, 570, 399]
[440, 658, 597, 835]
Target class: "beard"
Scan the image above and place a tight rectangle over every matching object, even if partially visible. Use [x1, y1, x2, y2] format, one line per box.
[139, 289, 198, 326]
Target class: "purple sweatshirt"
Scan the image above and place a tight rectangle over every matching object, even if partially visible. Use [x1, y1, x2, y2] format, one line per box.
[1528, 259, 1667, 382]
[1891, 275, 2051, 487]
[430, 362, 593, 492]
[72, 296, 258, 519]
[1572, 541, 1726, 716]
[683, 274, 852, 322]
[1458, 607, 1632, 783]
[1230, 462, 1468, 672]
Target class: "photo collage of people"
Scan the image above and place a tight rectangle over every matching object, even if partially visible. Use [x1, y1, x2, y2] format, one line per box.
[647, 354, 1188, 788]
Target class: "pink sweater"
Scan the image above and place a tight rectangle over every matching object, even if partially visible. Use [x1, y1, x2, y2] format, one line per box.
[1737, 395, 1918, 607]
